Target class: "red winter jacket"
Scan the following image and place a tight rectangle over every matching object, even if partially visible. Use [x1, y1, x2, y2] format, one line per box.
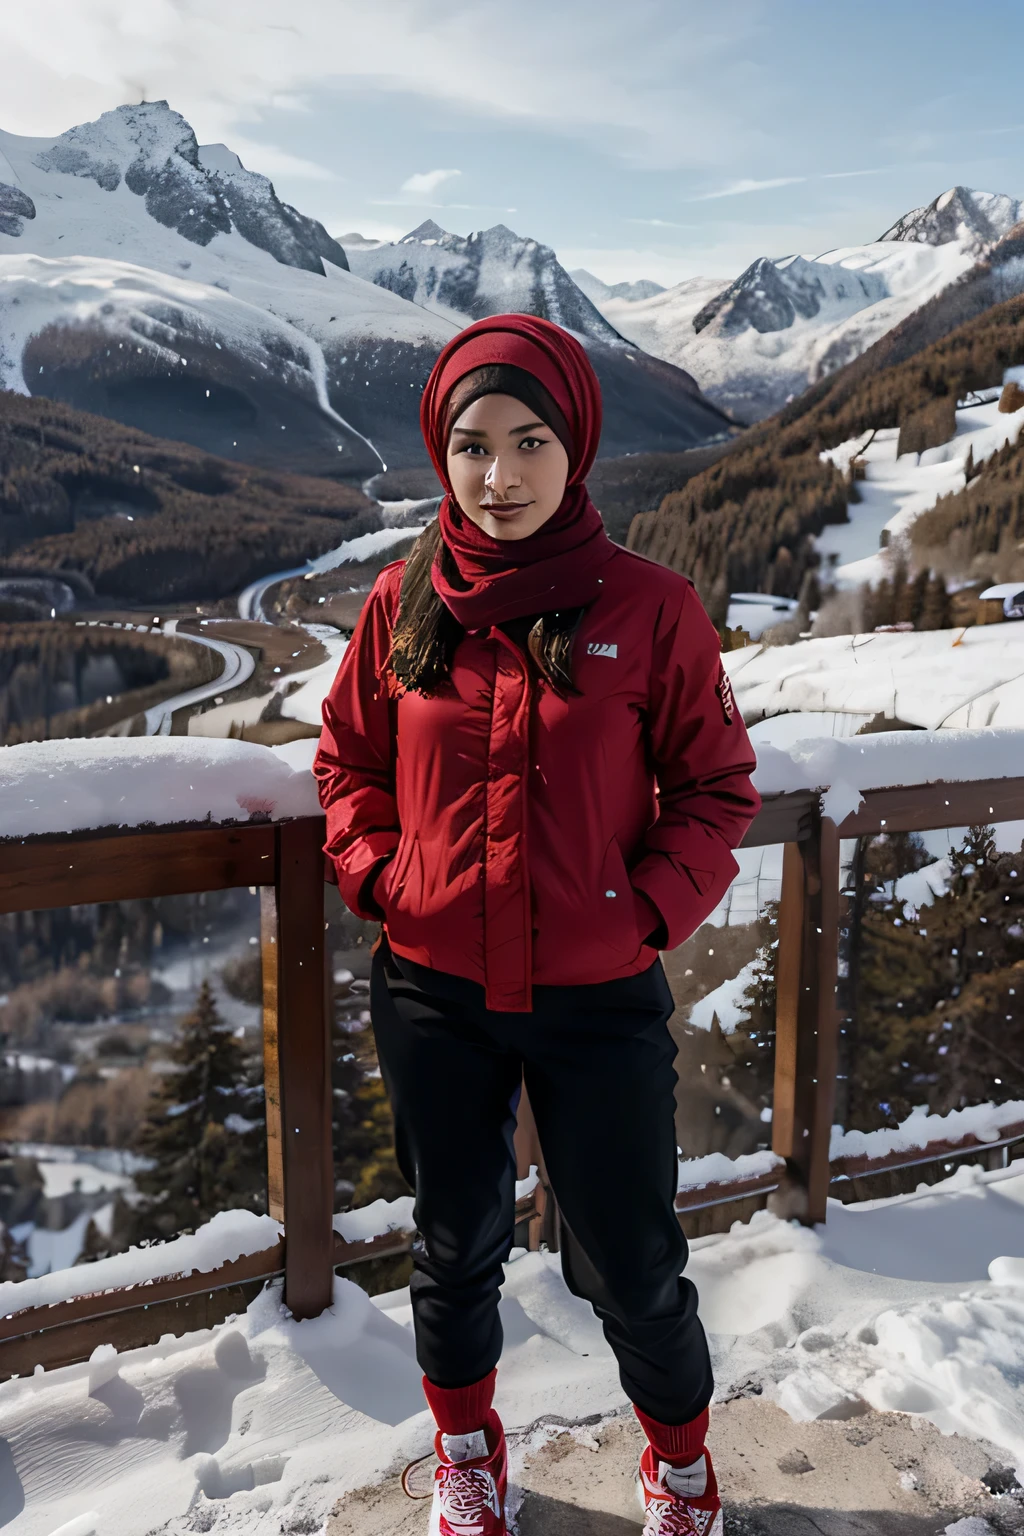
[314, 544, 760, 1011]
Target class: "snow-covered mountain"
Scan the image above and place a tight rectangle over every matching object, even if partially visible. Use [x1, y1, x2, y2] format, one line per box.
[879, 186, 1024, 249]
[0, 103, 460, 474]
[569, 269, 665, 305]
[345, 220, 622, 342]
[585, 187, 1024, 425]
[344, 220, 733, 455]
[0, 104, 735, 474]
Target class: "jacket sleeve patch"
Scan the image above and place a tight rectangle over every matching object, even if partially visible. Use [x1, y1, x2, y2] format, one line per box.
[716, 666, 736, 724]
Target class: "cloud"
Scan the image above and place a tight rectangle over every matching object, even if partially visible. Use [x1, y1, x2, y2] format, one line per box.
[400, 168, 461, 195]
[679, 164, 894, 205]
[693, 176, 807, 201]
[627, 217, 697, 230]
[821, 166, 895, 181]
[0, 0, 770, 173]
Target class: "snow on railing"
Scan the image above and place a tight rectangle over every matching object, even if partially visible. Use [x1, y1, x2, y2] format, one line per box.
[753, 726, 1024, 825]
[0, 737, 320, 839]
[830, 1100, 1024, 1171]
[4, 726, 1023, 843]
[673, 1101, 1024, 1217]
[677, 1149, 784, 1195]
[333, 1197, 417, 1247]
[0, 1210, 283, 1320]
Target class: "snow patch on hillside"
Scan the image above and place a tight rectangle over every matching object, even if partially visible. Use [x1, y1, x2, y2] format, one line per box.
[818, 386, 1024, 587]
[689, 961, 758, 1034]
[730, 625, 1024, 737]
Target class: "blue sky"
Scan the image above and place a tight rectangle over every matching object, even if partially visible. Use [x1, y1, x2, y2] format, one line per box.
[6, 0, 1024, 284]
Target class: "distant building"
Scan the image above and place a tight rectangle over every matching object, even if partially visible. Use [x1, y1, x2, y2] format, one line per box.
[979, 583, 1024, 621]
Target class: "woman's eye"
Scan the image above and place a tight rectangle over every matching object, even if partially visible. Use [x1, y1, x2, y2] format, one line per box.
[461, 442, 487, 455]
[519, 436, 545, 450]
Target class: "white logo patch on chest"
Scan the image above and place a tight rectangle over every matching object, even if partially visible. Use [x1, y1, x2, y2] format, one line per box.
[586, 641, 618, 657]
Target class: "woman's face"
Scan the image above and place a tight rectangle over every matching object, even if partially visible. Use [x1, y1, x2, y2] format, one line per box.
[446, 392, 570, 541]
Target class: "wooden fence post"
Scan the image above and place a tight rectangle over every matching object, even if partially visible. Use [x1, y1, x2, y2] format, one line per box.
[262, 819, 333, 1318]
[771, 814, 841, 1225]
[260, 886, 285, 1224]
[513, 1080, 560, 1252]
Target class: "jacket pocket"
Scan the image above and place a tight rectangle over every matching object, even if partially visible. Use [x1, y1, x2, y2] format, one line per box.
[377, 833, 418, 915]
[597, 836, 643, 960]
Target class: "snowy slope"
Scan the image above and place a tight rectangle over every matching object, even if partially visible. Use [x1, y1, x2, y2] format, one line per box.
[6, 1162, 1024, 1533]
[725, 623, 1024, 733]
[817, 383, 1024, 588]
[0, 104, 457, 471]
[586, 187, 1022, 424]
[344, 220, 735, 457]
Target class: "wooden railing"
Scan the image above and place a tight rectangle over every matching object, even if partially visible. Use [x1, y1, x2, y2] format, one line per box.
[0, 817, 334, 1376]
[734, 771, 1024, 1225]
[2, 766, 1024, 1374]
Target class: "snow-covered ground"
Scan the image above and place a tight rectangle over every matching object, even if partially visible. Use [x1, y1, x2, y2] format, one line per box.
[6, 1160, 1024, 1534]
[725, 591, 801, 641]
[728, 625, 1024, 734]
[818, 389, 1024, 587]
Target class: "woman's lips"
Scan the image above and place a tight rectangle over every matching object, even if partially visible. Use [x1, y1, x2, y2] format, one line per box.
[480, 500, 531, 516]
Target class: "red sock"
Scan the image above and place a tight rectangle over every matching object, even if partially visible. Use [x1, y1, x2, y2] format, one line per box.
[634, 1404, 719, 1505]
[422, 1369, 497, 1435]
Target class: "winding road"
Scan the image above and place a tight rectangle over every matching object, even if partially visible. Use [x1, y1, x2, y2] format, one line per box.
[237, 524, 425, 625]
[120, 523, 425, 737]
[143, 622, 255, 736]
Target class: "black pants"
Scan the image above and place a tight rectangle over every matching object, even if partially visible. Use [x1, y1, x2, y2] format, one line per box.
[369, 935, 713, 1425]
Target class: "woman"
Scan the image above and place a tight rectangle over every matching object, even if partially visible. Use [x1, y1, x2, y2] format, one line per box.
[314, 314, 760, 1536]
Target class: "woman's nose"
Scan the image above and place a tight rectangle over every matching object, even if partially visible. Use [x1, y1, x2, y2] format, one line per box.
[484, 454, 519, 494]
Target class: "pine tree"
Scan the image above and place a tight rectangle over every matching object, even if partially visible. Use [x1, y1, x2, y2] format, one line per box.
[734, 902, 779, 1114]
[130, 980, 265, 1240]
[75, 1193, 133, 1266]
[864, 578, 894, 631]
[920, 571, 952, 631]
[908, 567, 930, 626]
[849, 826, 1024, 1127]
[0, 1221, 28, 1283]
[331, 977, 408, 1210]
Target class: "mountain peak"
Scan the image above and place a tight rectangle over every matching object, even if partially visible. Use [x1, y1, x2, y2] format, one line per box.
[571, 268, 666, 304]
[348, 219, 623, 345]
[879, 185, 1023, 250]
[401, 219, 450, 244]
[22, 101, 348, 275]
[34, 101, 200, 188]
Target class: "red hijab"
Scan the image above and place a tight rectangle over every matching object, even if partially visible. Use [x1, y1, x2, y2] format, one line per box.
[420, 314, 616, 629]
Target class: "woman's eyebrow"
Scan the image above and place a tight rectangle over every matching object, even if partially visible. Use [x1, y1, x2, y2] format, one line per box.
[450, 420, 547, 437]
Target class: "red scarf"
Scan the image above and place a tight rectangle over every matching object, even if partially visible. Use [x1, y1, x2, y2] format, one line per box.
[420, 314, 615, 629]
